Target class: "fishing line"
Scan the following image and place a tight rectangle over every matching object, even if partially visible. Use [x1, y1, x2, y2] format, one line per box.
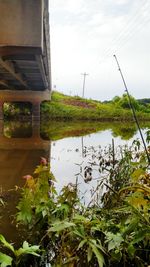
[113, 54, 150, 165]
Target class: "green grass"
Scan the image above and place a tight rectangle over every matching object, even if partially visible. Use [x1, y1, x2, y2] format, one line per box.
[41, 91, 150, 121]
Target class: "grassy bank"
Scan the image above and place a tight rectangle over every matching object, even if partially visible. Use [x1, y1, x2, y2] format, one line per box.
[41, 91, 150, 121]
[3, 91, 150, 121]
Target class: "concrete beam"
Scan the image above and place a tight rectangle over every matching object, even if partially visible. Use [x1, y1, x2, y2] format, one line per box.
[0, 89, 50, 103]
[0, 79, 10, 89]
[0, 0, 43, 48]
[0, 57, 29, 89]
[36, 55, 48, 89]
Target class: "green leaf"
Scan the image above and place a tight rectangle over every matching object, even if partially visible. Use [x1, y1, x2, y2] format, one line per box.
[131, 168, 145, 182]
[49, 221, 75, 232]
[72, 229, 84, 239]
[89, 242, 104, 267]
[34, 165, 45, 174]
[23, 241, 30, 249]
[73, 214, 88, 222]
[77, 239, 87, 250]
[16, 190, 32, 224]
[42, 210, 47, 218]
[0, 252, 13, 267]
[105, 232, 124, 251]
[110, 250, 122, 262]
[15, 241, 40, 258]
[49, 172, 56, 182]
[54, 203, 70, 217]
[63, 256, 79, 264]
[132, 229, 150, 245]
[126, 192, 148, 209]
[90, 239, 106, 254]
[127, 244, 135, 259]
[87, 246, 93, 263]
[0, 235, 14, 253]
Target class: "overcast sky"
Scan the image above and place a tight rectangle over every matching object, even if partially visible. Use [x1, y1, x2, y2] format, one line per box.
[49, 0, 150, 101]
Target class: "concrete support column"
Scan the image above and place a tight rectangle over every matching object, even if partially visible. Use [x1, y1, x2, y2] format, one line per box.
[0, 119, 3, 136]
[32, 120, 41, 138]
[32, 102, 41, 121]
[32, 102, 41, 138]
[0, 102, 4, 120]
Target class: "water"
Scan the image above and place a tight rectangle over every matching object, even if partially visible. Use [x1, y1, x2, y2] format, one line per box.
[0, 119, 149, 244]
[50, 128, 147, 204]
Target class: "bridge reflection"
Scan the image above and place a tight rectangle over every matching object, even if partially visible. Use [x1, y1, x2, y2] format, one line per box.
[0, 120, 51, 190]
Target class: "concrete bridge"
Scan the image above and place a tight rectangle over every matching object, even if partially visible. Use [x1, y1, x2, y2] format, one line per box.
[0, 0, 51, 120]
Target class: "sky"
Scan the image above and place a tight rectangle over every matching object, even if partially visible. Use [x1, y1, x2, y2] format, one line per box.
[49, 0, 150, 101]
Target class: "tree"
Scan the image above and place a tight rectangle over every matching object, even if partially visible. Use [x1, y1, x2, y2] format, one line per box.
[118, 94, 140, 110]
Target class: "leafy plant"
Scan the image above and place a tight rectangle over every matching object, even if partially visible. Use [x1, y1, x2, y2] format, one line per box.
[15, 142, 150, 266]
[0, 234, 40, 267]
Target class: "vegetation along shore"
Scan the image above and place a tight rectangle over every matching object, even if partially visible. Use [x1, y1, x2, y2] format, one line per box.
[3, 91, 150, 121]
[40, 91, 150, 121]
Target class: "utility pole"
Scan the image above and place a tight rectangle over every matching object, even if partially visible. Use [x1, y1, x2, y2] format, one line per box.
[81, 72, 89, 98]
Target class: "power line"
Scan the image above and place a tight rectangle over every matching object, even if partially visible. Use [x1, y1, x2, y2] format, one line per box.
[102, 0, 149, 55]
[99, 0, 150, 63]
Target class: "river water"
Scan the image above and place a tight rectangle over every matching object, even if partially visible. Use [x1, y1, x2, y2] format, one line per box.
[0, 119, 149, 244]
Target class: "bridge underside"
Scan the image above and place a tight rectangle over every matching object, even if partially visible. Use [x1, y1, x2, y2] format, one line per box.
[0, 0, 51, 120]
[0, 46, 50, 91]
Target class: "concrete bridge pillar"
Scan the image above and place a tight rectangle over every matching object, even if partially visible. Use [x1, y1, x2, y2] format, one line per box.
[0, 90, 50, 122]
[32, 120, 41, 138]
[0, 119, 3, 136]
[0, 102, 4, 120]
[32, 102, 41, 121]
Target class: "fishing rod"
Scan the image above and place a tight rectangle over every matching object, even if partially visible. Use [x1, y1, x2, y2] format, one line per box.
[113, 54, 150, 165]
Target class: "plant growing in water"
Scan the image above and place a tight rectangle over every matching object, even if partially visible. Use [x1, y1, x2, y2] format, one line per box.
[11, 142, 150, 266]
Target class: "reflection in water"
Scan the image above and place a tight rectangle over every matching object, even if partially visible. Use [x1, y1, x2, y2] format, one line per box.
[0, 120, 51, 243]
[112, 124, 137, 140]
[4, 120, 32, 138]
[41, 120, 140, 141]
[51, 130, 130, 203]
[41, 120, 150, 141]
[0, 120, 51, 190]
[51, 123, 149, 205]
[0, 119, 149, 244]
